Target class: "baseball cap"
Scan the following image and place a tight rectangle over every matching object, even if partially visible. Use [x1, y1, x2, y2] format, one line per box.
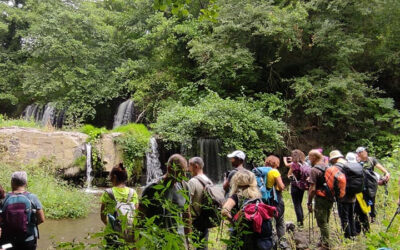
[329, 150, 344, 161]
[227, 150, 246, 160]
[346, 152, 358, 163]
[356, 147, 367, 154]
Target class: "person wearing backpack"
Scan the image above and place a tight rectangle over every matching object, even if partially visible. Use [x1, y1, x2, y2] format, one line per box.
[0, 171, 45, 250]
[140, 154, 192, 247]
[307, 150, 333, 250]
[264, 155, 288, 249]
[356, 147, 390, 223]
[222, 170, 275, 250]
[284, 149, 309, 228]
[188, 157, 214, 250]
[223, 150, 246, 193]
[329, 150, 363, 239]
[100, 163, 138, 245]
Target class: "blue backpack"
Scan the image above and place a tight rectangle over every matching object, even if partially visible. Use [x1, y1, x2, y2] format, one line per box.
[252, 167, 277, 205]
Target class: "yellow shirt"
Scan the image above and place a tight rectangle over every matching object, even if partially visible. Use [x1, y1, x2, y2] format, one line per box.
[266, 169, 281, 191]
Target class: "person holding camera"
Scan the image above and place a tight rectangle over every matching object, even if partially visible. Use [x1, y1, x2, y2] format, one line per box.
[223, 150, 246, 194]
[284, 149, 308, 228]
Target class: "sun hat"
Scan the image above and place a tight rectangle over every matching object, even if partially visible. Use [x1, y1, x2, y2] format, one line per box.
[227, 150, 246, 160]
[329, 150, 344, 161]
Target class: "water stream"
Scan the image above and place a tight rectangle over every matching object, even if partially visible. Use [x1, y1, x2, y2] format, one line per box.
[85, 143, 93, 189]
[22, 103, 65, 128]
[37, 210, 103, 249]
[145, 137, 163, 184]
[113, 100, 135, 129]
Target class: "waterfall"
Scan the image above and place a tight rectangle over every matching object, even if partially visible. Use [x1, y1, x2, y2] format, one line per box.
[85, 143, 93, 189]
[22, 103, 65, 128]
[145, 137, 163, 184]
[197, 138, 231, 183]
[113, 100, 135, 129]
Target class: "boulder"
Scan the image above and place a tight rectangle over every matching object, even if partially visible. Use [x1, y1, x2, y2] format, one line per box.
[0, 127, 122, 171]
[97, 132, 123, 172]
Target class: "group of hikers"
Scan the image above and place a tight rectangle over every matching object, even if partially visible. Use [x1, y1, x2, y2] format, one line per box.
[0, 147, 397, 250]
[98, 146, 399, 250]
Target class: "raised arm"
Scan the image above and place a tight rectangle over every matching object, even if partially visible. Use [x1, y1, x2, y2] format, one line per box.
[375, 162, 390, 181]
[222, 198, 236, 223]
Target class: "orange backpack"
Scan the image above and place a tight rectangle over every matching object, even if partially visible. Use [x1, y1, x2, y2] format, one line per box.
[315, 165, 346, 201]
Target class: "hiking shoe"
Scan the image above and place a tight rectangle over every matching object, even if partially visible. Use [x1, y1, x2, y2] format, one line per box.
[278, 238, 290, 250]
[297, 221, 304, 229]
[370, 217, 375, 223]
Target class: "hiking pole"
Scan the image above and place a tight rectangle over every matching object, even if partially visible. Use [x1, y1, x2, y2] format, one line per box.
[312, 208, 315, 242]
[308, 213, 311, 244]
[384, 183, 389, 220]
[386, 205, 400, 232]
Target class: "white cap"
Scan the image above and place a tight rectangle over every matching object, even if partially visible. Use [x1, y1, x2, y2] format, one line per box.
[227, 150, 246, 160]
[346, 152, 358, 163]
[356, 147, 367, 153]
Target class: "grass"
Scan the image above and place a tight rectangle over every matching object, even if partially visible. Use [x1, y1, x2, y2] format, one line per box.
[0, 114, 41, 129]
[0, 161, 95, 219]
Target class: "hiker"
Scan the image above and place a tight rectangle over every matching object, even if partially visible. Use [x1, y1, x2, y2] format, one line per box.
[284, 149, 308, 227]
[307, 150, 333, 250]
[100, 163, 138, 244]
[0, 171, 45, 250]
[356, 146, 390, 223]
[347, 152, 371, 235]
[140, 154, 192, 246]
[223, 150, 246, 193]
[222, 170, 275, 250]
[188, 157, 213, 250]
[330, 150, 361, 239]
[264, 155, 288, 249]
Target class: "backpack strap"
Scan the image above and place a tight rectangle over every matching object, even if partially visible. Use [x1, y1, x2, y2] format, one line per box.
[106, 188, 116, 202]
[194, 175, 212, 189]
[126, 188, 135, 203]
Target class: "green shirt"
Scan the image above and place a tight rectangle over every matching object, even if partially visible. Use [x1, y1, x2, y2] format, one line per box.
[100, 187, 138, 215]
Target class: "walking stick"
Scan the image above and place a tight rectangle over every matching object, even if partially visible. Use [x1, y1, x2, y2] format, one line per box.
[308, 212, 311, 244]
[386, 205, 400, 232]
[384, 183, 389, 220]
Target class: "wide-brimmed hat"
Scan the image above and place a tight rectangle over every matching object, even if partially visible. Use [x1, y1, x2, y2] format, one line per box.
[329, 150, 344, 161]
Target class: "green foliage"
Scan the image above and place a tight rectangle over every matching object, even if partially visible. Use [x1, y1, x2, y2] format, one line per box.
[153, 92, 286, 162]
[72, 156, 87, 171]
[113, 124, 152, 180]
[0, 161, 94, 219]
[80, 124, 107, 142]
[0, 114, 40, 128]
[290, 70, 400, 155]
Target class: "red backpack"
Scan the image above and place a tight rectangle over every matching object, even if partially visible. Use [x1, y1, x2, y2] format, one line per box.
[314, 165, 346, 201]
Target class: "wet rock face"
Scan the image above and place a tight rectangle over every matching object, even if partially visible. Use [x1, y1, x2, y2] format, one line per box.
[0, 127, 120, 172]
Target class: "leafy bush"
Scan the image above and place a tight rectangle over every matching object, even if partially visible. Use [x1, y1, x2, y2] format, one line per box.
[113, 124, 152, 180]
[152, 92, 286, 163]
[80, 124, 108, 142]
[0, 161, 94, 219]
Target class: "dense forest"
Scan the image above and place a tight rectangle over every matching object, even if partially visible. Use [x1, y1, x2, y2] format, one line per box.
[1, 0, 400, 162]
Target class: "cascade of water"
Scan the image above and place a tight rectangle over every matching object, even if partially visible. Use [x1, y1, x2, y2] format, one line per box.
[86, 143, 93, 189]
[41, 104, 55, 127]
[22, 103, 66, 128]
[197, 138, 231, 183]
[145, 137, 163, 184]
[113, 100, 135, 129]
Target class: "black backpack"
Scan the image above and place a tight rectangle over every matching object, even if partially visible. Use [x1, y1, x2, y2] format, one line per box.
[336, 162, 364, 195]
[363, 168, 378, 198]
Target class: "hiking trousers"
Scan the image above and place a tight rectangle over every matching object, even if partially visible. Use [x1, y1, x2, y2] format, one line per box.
[274, 191, 285, 239]
[290, 184, 305, 224]
[314, 196, 333, 247]
[354, 201, 370, 234]
[337, 202, 356, 238]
